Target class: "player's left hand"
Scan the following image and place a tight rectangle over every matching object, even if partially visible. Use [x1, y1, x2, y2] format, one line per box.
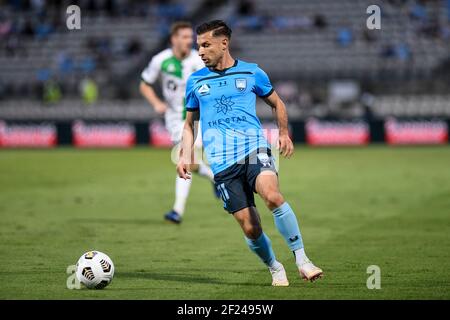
[278, 133, 294, 158]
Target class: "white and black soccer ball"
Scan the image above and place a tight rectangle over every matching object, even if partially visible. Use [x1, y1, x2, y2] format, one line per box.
[75, 251, 115, 289]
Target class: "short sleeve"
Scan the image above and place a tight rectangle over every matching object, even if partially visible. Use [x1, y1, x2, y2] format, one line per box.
[254, 66, 274, 98]
[140, 56, 160, 85]
[185, 76, 199, 111]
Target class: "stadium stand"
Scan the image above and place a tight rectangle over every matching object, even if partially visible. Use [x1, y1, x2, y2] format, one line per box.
[0, 0, 449, 121]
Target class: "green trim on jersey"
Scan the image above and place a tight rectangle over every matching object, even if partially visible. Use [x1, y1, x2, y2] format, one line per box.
[161, 56, 183, 79]
[182, 97, 186, 120]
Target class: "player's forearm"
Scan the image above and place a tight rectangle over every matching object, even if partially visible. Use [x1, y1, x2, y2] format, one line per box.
[263, 91, 289, 136]
[139, 82, 164, 108]
[274, 100, 289, 136]
[180, 121, 195, 164]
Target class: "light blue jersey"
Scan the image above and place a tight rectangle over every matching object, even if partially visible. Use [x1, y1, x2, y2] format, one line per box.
[185, 60, 274, 175]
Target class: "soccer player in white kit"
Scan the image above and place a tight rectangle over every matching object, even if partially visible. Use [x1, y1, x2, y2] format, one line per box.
[140, 21, 217, 224]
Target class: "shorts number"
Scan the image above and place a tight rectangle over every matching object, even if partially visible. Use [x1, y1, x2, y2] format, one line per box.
[217, 183, 230, 201]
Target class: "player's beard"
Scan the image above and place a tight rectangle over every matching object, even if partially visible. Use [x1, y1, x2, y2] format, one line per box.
[203, 56, 217, 68]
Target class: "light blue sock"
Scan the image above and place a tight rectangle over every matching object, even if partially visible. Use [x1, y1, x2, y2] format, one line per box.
[245, 232, 276, 268]
[272, 202, 304, 251]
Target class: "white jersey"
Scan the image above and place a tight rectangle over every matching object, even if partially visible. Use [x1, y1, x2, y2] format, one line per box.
[141, 48, 204, 116]
[141, 48, 204, 143]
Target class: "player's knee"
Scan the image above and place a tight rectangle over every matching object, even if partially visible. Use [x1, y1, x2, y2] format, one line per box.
[264, 191, 284, 210]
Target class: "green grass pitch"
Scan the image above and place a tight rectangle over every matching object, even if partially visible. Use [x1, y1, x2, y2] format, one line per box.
[0, 146, 449, 299]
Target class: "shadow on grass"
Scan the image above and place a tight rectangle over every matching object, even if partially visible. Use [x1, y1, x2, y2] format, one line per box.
[69, 218, 168, 226]
[117, 271, 268, 288]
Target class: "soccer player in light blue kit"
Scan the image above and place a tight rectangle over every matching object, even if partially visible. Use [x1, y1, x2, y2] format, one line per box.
[177, 20, 323, 285]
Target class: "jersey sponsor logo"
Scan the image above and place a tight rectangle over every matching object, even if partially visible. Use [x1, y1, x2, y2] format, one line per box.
[198, 84, 210, 95]
[207, 116, 247, 128]
[235, 78, 247, 92]
[214, 95, 234, 115]
[167, 63, 176, 73]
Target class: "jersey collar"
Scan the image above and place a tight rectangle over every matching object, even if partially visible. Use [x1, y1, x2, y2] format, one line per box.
[209, 59, 238, 75]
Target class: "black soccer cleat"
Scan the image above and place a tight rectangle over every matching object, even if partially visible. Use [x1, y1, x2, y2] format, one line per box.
[164, 210, 182, 224]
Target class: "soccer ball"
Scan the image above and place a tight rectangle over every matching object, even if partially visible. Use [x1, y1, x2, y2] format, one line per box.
[75, 251, 115, 289]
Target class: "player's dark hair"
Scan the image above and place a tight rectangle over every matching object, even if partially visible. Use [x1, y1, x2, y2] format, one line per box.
[196, 20, 232, 39]
[170, 21, 192, 36]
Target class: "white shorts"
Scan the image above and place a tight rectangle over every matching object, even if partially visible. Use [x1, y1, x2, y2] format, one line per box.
[165, 110, 202, 148]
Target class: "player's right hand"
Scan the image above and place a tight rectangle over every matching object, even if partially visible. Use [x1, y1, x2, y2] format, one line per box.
[278, 133, 294, 158]
[176, 158, 192, 180]
[153, 101, 168, 114]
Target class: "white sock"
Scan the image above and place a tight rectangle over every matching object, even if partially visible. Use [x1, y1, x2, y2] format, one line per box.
[197, 162, 214, 181]
[173, 175, 192, 216]
[268, 260, 283, 272]
[294, 248, 310, 266]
